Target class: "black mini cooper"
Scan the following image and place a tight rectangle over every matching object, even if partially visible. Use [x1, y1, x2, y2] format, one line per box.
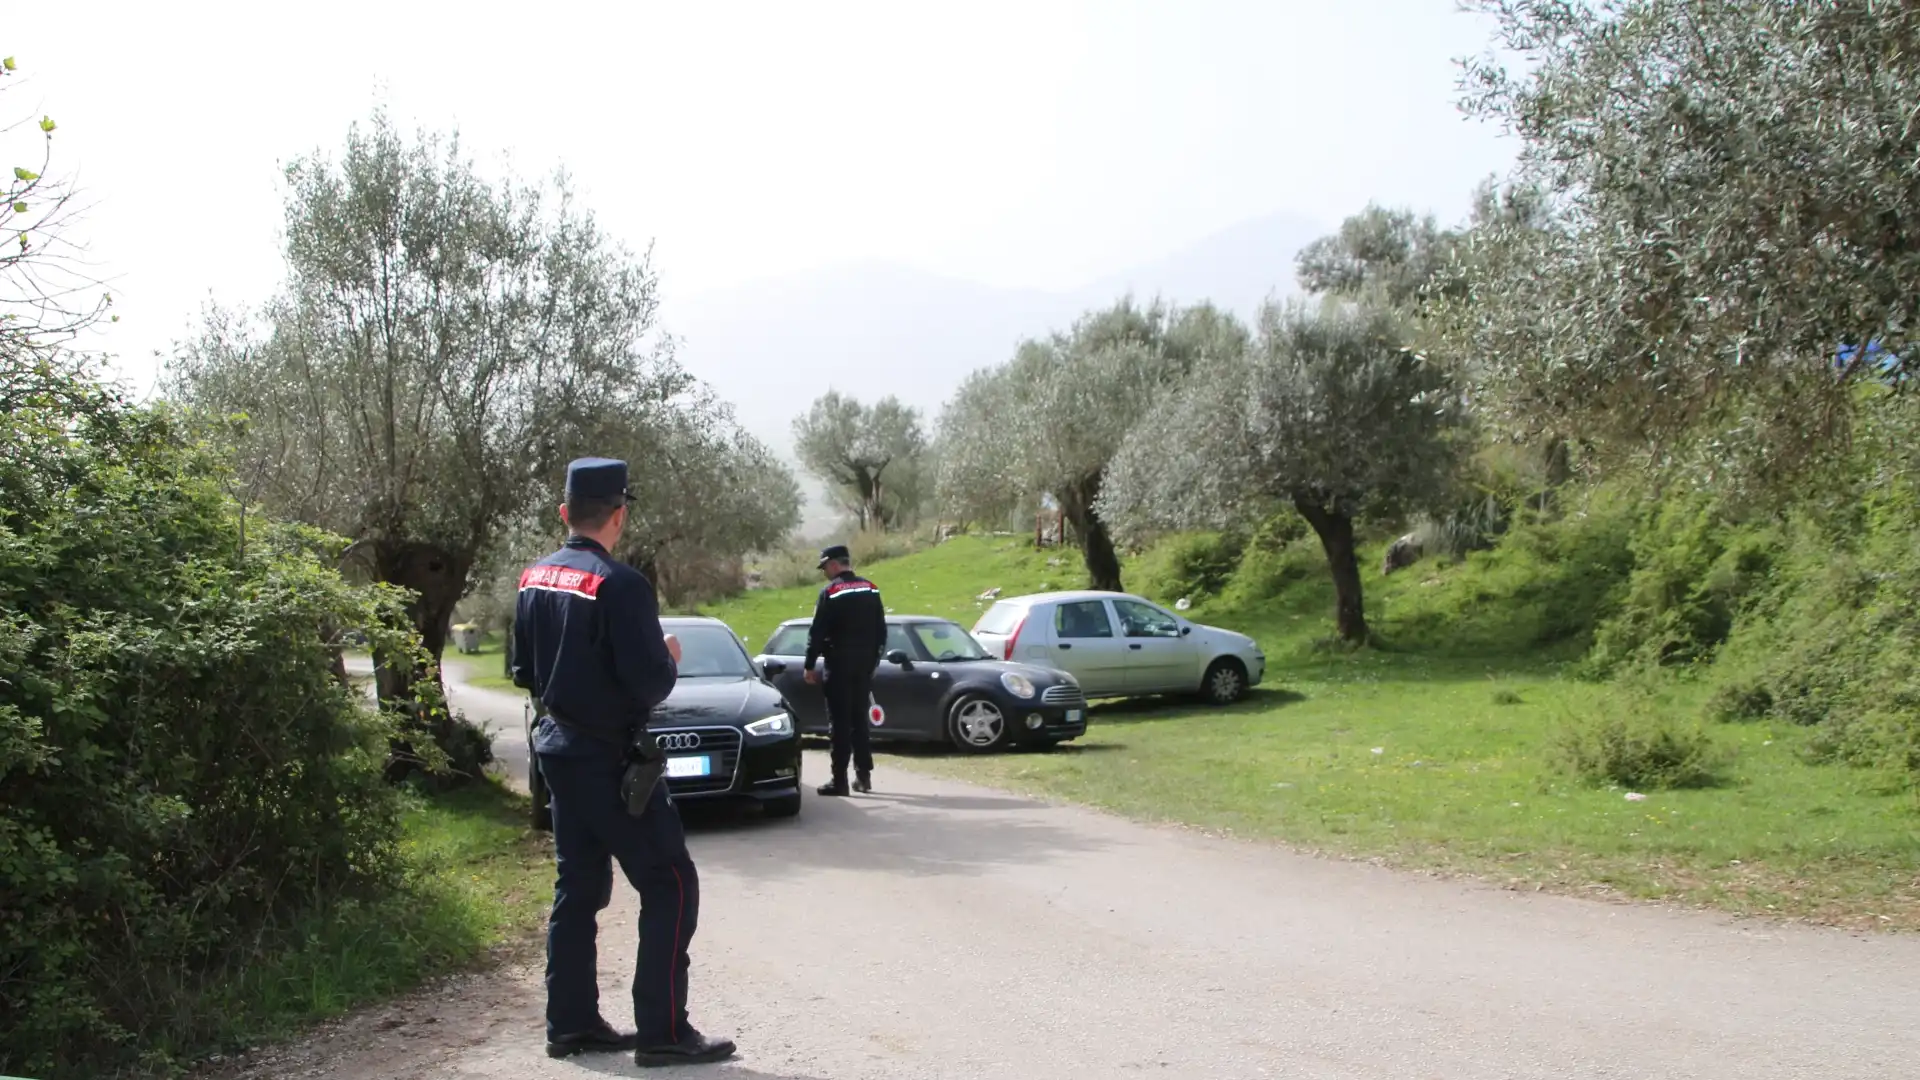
[524, 615, 804, 830]
[751, 614, 1089, 753]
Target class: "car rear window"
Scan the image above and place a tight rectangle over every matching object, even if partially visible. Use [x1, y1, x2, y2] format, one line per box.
[973, 601, 1025, 636]
[762, 624, 811, 655]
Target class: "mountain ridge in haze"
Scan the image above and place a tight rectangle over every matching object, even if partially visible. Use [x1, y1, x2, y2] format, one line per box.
[663, 210, 1327, 537]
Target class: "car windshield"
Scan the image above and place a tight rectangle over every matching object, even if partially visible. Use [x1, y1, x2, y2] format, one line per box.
[669, 624, 755, 678]
[911, 621, 991, 662]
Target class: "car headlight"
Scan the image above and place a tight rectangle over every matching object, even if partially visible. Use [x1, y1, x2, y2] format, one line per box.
[744, 712, 793, 737]
[1000, 672, 1036, 699]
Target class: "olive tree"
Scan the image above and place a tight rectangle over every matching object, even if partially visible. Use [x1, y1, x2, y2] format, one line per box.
[602, 387, 802, 593]
[931, 364, 1031, 530]
[1453, 0, 1920, 484]
[479, 377, 802, 604]
[1099, 296, 1468, 642]
[167, 109, 678, 709]
[2, 54, 111, 402]
[936, 298, 1249, 591]
[1294, 203, 1460, 311]
[792, 391, 926, 531]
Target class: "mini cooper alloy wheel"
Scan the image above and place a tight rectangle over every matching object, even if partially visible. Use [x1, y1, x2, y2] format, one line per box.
[948, 694, 1008, 752]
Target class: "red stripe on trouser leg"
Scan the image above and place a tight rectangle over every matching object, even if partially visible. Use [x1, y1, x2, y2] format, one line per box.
[669, 864, 685, 1042]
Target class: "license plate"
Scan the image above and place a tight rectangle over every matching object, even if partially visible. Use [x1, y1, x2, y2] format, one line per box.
[1066, 709, 1084, 724]
[666, 755, 711, 778]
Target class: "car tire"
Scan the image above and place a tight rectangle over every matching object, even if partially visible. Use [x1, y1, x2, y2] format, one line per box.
[946, 692, 1011, 753]
[763, 793, 802, 819]
[529, 752, 553, 832]
[1200, 657, 1249, 706]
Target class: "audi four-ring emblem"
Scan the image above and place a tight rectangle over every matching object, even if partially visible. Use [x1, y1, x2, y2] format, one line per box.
[654, 732, 702, 751]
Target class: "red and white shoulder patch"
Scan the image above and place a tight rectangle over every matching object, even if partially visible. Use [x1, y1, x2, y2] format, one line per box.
[519, 563, 608, 599]
[827, 578, 878, 598]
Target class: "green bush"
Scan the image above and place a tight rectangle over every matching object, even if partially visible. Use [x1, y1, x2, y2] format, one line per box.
[1713, 499, 1920, 778]
[1549, 693, 1725, 790]
[1219, 536, 1322, 610]
[1133, 530, 1247, 603]
[0, 368, 436, 1076]
[1375, 490, 1638, 655]
[1585, 493, 1778, 674]
[1702, 679, 1773, 723]
[1411, 490, 1511, 562]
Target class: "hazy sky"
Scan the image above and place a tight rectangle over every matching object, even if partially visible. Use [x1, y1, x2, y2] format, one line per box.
[9, 0, 1516, 397]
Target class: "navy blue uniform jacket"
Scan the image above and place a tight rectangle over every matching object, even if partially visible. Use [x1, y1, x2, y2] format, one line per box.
[511, 536, 678, 757]
[803, 570, 888, 676]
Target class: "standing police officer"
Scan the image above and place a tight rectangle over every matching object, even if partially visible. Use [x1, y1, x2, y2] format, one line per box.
[802, 544, 888, 796]
[511, 457, 736, 1068]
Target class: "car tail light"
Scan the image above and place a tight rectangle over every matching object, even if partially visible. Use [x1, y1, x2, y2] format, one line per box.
[1003, 614, 1027, 660]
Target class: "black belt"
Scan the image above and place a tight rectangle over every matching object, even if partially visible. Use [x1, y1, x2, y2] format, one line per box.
[542, 706, 664, 817]
[543, 706, 640, 750]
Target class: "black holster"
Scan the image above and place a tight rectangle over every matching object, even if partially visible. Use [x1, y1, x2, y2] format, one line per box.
[545, 708, 661, 818]
[620, 754, 665, 817]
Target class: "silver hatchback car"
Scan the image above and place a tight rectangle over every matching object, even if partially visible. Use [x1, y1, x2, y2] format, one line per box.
[969, 590, 1266, 705]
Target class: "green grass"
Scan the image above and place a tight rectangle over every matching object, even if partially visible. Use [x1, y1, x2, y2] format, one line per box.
[702, 532, 1920, 929]
[443, 633, 516, 693]
[142, 778, 551, 1076]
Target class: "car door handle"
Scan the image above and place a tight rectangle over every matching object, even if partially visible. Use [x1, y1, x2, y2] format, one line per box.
[1129, 643, 1142, 650]
[1058, 643, 1072, 650]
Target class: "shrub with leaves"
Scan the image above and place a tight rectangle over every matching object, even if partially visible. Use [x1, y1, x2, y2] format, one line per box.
[1132, 531, 1249, 605]
[1549, 692, 1725, 791]
[0, 358, 435, 1075]
[1583, 493, 1779, 674]
[1718, 507, 1920, 778]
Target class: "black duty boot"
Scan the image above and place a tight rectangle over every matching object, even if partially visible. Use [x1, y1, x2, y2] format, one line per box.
[546, 1019, 640, 1058]
[817, 775, 850, 796]
[853, 770, 872, 793]
[635, 1028, 737, 1067]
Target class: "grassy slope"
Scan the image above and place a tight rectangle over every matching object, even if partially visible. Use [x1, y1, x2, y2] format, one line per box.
[700, 534, 1920, 929]
[143, 780, 550, 1077]
[686, 534, 1070, 647]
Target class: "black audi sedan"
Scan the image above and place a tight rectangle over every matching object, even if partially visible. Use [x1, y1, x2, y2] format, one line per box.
[524, 615, 804, 830]
[750, 615, 1089, 753]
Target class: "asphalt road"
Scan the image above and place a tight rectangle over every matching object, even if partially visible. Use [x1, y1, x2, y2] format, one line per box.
[279, 657, 1920, 1080]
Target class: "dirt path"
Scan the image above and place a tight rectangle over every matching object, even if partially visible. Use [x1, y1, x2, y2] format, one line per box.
[231, 663, 1920, 1079]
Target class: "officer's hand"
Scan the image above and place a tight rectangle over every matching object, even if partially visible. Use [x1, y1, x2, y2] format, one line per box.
[803, 667, 820, 685]
[664, 633, 682, 663]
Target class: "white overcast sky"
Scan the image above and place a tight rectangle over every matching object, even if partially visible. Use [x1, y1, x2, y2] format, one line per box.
[8, 0, 1516, 398]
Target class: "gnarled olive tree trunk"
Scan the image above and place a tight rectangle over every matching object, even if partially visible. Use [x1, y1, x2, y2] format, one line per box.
[367, 539, 472, 701]
[344, 538, 486, 781]
[1057, 475, 1124, 593]
[1292, 490, 1369, 644]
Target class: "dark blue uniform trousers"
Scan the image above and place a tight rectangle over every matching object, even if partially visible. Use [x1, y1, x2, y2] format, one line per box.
[537, 752, 698, 1045]
[824, 664, 876, 777]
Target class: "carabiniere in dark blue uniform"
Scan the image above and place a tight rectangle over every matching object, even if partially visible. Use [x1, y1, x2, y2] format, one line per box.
[511, 456, 735, 1067]
[805, 543, 887, 796]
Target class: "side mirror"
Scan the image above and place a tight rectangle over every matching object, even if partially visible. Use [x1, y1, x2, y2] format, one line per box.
[761, 659, 788, 677]
[884, 649, 911, 666]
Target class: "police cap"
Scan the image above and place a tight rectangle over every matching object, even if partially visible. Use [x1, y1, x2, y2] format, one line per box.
[565, 457, 632, 502]
[817, 543, 851, 568]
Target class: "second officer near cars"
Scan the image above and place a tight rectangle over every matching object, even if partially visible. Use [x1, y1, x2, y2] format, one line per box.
[802, 544, 887, 795]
